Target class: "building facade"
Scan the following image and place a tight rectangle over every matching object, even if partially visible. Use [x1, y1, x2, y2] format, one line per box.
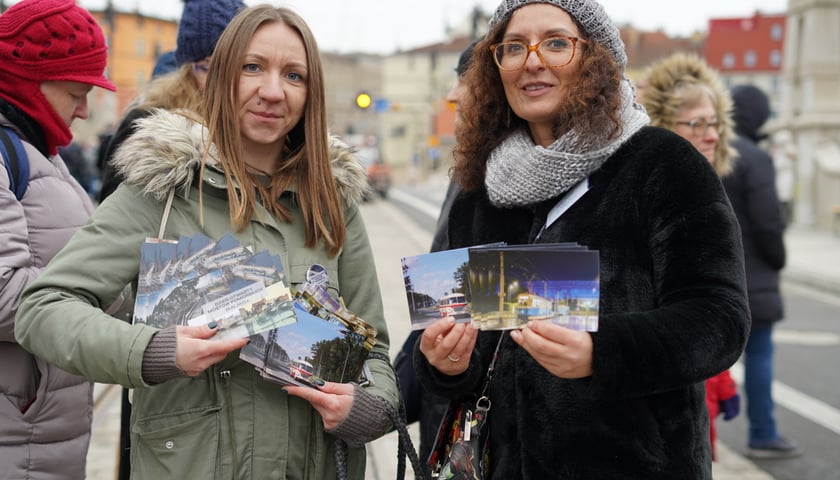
[705, 12, 787, 116]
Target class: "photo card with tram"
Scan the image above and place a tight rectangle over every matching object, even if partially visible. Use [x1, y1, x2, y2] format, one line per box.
[400, 244, 502, 331]
[467, 243, 600, 331]
[239, 277, 378, 388]
[133, 232, 297, 340]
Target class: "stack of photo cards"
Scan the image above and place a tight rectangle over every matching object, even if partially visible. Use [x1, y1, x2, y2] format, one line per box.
[401, 243, 600, 332]
[134, 234, 377, 389]
[133, 232, 294, 340]
[238, 274, 378, 389]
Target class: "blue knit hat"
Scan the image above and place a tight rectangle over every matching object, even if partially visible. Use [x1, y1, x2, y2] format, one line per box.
[175, 0, 245, 66]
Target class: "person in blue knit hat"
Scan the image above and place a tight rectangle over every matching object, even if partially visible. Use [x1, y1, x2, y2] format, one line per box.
[98, 0, 245, 201]
[175, 0, 248, 67]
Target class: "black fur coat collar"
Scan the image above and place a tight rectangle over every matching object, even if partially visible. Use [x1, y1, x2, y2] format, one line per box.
[416, 126, 749, 479]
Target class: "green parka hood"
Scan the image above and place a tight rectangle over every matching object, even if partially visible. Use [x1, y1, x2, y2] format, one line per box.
[109, 108, 370, 205]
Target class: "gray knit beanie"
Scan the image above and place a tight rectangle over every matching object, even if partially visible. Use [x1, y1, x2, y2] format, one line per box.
[489, 0, 627, 70]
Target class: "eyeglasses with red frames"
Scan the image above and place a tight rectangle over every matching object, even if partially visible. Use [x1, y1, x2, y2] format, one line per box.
[490, 36, 587, 71]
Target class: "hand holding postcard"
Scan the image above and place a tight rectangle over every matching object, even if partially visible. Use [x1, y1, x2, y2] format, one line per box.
[401, 243, 600, 332]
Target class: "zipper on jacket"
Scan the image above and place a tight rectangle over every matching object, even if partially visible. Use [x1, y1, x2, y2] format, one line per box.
[220, 369, 239, 479]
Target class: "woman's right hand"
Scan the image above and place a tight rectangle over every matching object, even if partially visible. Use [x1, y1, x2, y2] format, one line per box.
[174, 324, 249, 377]
[419, 317, 478, 376]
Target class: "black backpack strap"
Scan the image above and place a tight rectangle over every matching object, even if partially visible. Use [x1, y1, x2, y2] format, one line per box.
[0, 126, 29, 201]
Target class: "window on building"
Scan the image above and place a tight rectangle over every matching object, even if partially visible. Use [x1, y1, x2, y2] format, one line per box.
[722, 53, 736, 69]
[771, 24, 783, 41]
[744, 51, 757, 68]
[135, 39, 146, 57]
[770, 50, 782, 67]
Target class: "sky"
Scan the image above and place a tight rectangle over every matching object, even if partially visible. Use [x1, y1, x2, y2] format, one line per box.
[7, 0, 789, 55]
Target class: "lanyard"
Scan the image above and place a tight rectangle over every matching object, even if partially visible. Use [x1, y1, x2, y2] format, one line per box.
[535, 177, 590, 240]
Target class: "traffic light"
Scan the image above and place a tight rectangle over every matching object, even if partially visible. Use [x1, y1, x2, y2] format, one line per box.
[355, 92, 372, 110]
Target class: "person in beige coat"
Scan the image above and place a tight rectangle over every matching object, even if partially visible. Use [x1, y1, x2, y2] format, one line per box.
[0, 0, 116, 478]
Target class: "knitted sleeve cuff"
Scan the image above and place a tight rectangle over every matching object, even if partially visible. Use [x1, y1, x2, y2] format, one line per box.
[327, 384, 392, 447]
[141, 326, 185, 384]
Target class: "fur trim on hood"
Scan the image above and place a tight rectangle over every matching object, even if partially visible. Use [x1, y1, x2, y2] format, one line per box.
[110, 108, 370, 205]
[638, 53, 736, 177]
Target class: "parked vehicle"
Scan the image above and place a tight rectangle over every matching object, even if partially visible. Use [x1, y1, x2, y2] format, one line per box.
[355, 145, 391, 200]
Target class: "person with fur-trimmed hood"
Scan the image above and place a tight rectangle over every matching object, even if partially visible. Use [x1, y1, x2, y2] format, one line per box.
[16, 6, 398, 479]
[637, 52, 742, 461]
[637, 52, 737, 176]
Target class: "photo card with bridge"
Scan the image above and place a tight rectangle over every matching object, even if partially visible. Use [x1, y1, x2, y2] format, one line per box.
[400, 243, 504, 331]
[467, 243, 600, 331]
[239, 278, 378, 388]
[133, 232, 296, 340]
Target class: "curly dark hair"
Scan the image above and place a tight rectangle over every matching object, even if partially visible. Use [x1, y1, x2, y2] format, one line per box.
[452, 18, 624, 191]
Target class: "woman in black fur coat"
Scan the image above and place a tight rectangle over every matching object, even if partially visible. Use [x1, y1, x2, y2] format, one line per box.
[413, 0, 750, 478]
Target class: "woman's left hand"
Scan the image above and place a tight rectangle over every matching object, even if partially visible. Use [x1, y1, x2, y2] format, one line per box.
[283, 382, 354, 430]
[510, 321, 594, 379]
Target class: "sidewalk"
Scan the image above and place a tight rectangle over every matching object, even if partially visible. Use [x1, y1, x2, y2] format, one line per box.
[782, 226, 840, 295]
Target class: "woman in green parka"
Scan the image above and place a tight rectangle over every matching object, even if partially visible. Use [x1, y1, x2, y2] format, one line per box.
[15, 5, 399, 479]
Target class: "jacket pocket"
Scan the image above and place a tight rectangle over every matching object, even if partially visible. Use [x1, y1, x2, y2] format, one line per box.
[131, 405, 222, 480]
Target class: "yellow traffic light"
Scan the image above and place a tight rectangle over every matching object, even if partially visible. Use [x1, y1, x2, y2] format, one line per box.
[355, 92, 372, 109]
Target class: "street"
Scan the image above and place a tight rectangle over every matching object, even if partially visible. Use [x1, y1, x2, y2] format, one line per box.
[717, 282, 840, 480]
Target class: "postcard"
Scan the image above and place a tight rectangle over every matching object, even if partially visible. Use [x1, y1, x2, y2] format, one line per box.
[239, 279, 378, 388]
[400, 246, 477, 331]
[133, 233, 294, 334]
[467, 245, 600, 331]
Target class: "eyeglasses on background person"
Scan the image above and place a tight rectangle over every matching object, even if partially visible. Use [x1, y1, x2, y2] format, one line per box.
[675, 118, 720, 137]
[490, 35, 586, 71]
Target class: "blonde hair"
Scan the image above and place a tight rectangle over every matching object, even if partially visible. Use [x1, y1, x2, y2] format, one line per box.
[200, 5, 344, 257]
[638, 53, 736, 177]
[135, 64, 202, 113]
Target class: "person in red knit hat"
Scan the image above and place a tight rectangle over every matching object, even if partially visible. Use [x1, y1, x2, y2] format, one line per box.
[0, 0, 115, 478]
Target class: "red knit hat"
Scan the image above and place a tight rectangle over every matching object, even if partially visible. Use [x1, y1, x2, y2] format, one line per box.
[0, 0, 116, 154]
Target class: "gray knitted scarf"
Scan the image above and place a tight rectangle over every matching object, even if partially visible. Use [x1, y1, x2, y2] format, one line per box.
[486, 79, 650, 207]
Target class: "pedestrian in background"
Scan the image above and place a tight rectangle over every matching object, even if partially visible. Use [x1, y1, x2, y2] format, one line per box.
[394, 40, 478, 470]
[0, 0, 116, 477]
[16, 5, 399, 479]
[414, 0, 749, 478]
[98, 0, 246, 202]
[637, 52, 742, 460]
[724, 84, 800, 459]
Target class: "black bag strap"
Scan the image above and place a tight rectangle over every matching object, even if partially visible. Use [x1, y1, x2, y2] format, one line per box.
[0, 126, 29, 201]
[365, 350, 429, 480]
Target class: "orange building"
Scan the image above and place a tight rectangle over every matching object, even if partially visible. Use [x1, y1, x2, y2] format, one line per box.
[91, 9, 178, 117]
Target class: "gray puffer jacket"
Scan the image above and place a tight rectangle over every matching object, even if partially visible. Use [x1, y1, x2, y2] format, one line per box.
[0, 114, 95, 479]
